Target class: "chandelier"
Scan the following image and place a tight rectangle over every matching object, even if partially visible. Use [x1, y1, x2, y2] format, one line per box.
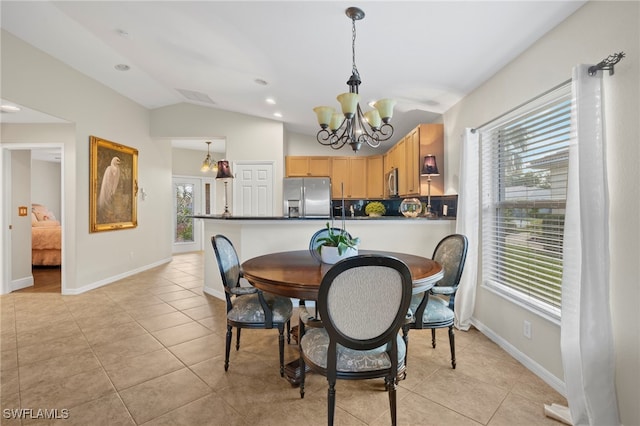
[200, 141, 218, 173]
[313, 7, 395, 153]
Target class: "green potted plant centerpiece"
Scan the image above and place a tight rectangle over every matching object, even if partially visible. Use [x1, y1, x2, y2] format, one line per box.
[316, 222, 360, 264]
[365, 201, 386, 217]
[317, 184, 360, 264]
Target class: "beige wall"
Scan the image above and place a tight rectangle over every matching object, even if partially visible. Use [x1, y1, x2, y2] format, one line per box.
[443, 2, 639, 424]
[151, 103, 285, 215]
[1, 31, 174, 294]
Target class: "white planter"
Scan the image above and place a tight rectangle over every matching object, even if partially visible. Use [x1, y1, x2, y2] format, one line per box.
[320, 245, 358, 265]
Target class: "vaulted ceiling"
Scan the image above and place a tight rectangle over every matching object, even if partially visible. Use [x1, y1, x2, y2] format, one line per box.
[1, 1, 586, 147]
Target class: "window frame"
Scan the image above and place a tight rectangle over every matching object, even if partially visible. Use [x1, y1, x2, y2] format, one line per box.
[479, 82, 572, 322]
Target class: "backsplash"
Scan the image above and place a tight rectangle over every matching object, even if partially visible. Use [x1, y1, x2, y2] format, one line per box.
[332, 195, 458, 218]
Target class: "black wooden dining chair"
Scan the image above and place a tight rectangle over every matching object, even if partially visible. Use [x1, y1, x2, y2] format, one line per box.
[402, 234, 468, 369]
[211, 235, 292, 376]
[298, 254, 413, 426]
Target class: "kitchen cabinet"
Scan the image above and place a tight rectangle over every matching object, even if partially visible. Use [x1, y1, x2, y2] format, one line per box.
[416, 124, 444, 197]
[331, 157, 367, 199]
[285, 156, 331, 177]
[384, 141, 403, 172]
[285, 122, 443, 199]
[391, 124, 444, 197]
[366, 155, 384, 198]
[404, 127, 421, 196]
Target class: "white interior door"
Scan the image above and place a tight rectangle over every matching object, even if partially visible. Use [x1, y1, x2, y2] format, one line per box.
[233, 162, 274, 217]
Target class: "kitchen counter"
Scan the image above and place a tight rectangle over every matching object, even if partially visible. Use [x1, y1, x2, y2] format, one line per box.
[196, 216, 456, 301]
[192, 215, 455, 221]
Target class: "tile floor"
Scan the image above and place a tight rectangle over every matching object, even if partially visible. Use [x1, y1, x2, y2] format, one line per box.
[0, 252, 567, 425]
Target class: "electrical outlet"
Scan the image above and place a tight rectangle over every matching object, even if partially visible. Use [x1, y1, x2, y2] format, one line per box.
[523, 320, 532, 339]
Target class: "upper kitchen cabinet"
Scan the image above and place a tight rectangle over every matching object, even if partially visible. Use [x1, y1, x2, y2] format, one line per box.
[417, 124, 444, 197]
[397, 123, 444, 197]
[405, 127, 421, 196]
[285, 156, 331, 177]
[366, 155, 384, 199]
[331, 157, 367, 199]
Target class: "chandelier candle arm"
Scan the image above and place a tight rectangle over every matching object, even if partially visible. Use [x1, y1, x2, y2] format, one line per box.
[313, 6, 394, 152]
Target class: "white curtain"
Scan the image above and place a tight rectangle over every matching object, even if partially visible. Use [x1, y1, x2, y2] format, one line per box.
[560, 64, 620, 425]
[454, 128, 479, 330]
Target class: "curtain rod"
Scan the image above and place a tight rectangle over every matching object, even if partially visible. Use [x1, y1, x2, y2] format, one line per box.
[471, 51, 625, 133]
[471, 78, 571, 133]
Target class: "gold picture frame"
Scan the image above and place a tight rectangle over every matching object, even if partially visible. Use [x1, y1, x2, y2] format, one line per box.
[90, 136, 138, 233]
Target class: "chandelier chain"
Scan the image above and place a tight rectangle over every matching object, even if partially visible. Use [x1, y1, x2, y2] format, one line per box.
[351, 16, 359, 78]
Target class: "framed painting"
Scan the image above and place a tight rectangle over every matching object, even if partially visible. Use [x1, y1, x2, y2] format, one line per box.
[89, 136, 138, 232]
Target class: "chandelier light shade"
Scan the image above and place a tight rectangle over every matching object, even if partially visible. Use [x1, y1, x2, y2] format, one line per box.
[200, 141, 218, 173]
[421, 155, 440, 176]
[313, 7, 395, 152]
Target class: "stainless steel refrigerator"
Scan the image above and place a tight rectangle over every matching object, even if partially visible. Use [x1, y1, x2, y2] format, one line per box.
[283, 177, 331, 218]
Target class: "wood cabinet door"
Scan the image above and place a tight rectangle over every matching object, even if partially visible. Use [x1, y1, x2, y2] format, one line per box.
[330, 157, 349, 198]
[348, 157, 367, 198]
[418, 124, 444, 196]
[308, 157, 331, 176]
[405, 128, 420, 195]
[396, 137, 408, 196]
[286, 156, 331, 177]
[367, 155, 384, 198]
[285, 157, 309, 177]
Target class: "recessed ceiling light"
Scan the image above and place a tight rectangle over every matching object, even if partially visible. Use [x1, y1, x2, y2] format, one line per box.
[0, 105, 21, 113]
[273, 112, 282, 118]
[265, 97, 276, 105]
[254, 78, 268, 86]
[115, 64, 130, 71]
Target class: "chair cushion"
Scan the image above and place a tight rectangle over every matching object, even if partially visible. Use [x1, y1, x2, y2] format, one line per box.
[300, 328, 406, 372]
[406, 296, 454, 324]
[430, 286, 456, 295]
[228, 293, 293, 324]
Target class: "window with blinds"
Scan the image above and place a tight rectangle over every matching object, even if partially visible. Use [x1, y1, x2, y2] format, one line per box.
[481, 83, 571, 318]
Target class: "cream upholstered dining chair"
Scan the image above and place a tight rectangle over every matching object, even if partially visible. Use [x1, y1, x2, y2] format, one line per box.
[298, 255, 413, 426]
[402, 234, 468, 369]
[211, 235, 292, 377]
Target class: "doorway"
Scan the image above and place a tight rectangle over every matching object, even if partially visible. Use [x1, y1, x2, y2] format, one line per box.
[172, 176, 215, 253]
[232, 161, 274, 216]
[1, 144, 65, 294]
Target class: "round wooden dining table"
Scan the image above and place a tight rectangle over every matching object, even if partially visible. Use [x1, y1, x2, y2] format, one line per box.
[241, 249, 443, 385]
[241, 249, 444, 300]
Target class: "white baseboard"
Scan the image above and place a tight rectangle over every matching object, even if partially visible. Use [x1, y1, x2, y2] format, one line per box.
[203, 286, 224, 300]
[63, 257, 173, 295]
[471, 317, 567, 397]
[11, 275, 34, 291]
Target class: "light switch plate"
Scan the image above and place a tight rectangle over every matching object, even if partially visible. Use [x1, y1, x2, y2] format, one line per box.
[18, 206, 28, 216]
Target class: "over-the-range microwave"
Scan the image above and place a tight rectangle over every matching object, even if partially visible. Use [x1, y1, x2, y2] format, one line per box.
[386, 168, 399, 198]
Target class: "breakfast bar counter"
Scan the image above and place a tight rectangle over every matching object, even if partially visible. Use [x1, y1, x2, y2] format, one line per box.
[193, 216, 455, 301]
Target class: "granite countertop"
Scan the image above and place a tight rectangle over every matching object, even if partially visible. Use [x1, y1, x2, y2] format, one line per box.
[191, 215, 455, 221]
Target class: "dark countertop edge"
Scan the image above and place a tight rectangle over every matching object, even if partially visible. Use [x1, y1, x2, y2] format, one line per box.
[190, 215, 456, 221]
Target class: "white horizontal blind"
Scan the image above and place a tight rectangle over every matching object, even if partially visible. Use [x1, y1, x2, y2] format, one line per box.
[481, 83, 571, 313]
